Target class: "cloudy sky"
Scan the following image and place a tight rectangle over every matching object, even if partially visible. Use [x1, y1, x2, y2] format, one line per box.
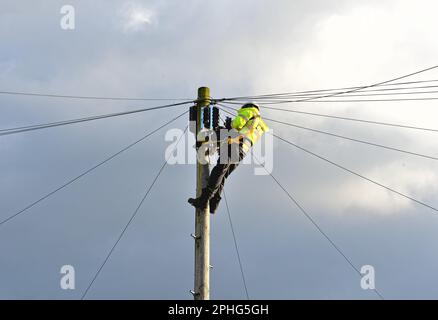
[1, 0, 438, 300]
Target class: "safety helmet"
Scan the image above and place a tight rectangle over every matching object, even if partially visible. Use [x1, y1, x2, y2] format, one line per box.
[241, 102, 260, 110]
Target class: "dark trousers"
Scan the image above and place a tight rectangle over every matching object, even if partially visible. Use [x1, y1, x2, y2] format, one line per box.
[207, 143, 246, 198]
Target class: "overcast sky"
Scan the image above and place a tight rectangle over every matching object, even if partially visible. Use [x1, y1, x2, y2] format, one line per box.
[1, 0, 438, 300]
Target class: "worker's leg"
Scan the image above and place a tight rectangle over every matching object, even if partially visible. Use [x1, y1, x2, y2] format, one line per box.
[209, 148, 246, 214]
[208, 143, 245, 193]
[208, 163, 236, 214]
[206, 157, 233, 195]
[188, 144, 246, 211]
[188, 150, 233, 210]
[214, 162, 238, 197]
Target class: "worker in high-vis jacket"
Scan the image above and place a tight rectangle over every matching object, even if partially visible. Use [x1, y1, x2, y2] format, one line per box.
[188, 102, 269, 214]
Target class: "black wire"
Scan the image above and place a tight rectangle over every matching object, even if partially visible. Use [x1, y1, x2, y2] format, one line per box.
[218, 113, 226, 125]
[220, 65, 438, 105]
[223, 190, 250, 300]
[220, 79, 438, 101]
[270, 132, 438, 214]
[262, 116, 438, 162]
[251, 153, 384, 300]
[224, 84, 438, 101]
[0, 101, 193, 136]
[0, 90, 192, 101]
[0, 111, 188, 228]
[228, 104, 438, 133]
[81, 126, 188, 300]
[219, 66, 438, 102]
[218, 105, 237, 115]
[5, 78, 437, 103]
[227, 88, 438, 101]
[261, 97, 438, 104]
[222, 97, 438, 105]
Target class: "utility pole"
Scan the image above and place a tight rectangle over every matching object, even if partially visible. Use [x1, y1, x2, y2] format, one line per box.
[193, 87, 211, 300]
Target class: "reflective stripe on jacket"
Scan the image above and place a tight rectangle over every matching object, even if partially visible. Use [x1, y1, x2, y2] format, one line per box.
[230, 106, 269, 152]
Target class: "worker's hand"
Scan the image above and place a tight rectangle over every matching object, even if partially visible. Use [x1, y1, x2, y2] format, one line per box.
[225, 117, 233, 130]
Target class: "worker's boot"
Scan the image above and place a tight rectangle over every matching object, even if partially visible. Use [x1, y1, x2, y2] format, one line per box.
[209, 194, 222, 214]
[188, 187, 215, 210]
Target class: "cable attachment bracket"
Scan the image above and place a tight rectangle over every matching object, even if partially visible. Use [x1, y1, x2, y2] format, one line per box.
[190, 290, 200, 297]
[191, 233, 200, 240]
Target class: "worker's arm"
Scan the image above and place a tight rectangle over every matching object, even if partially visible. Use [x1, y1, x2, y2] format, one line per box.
[231, 109, 256, 131]
[259, 119, 270, 132]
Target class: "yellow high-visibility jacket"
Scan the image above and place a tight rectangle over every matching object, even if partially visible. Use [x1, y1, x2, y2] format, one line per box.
[230, 106, 269, 152]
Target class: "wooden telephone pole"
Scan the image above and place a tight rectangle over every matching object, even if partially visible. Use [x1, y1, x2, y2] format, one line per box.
[193, 87, 211, 300]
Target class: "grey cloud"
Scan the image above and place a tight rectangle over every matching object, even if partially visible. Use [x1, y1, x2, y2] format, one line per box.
[1, 0, 438, 299]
